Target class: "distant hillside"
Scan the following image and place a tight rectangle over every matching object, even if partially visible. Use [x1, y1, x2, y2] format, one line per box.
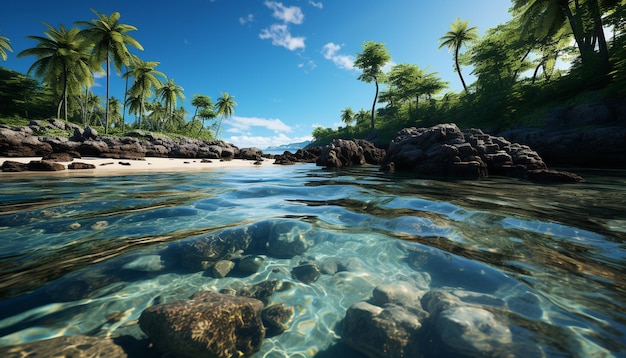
[264, 140, 311, 152]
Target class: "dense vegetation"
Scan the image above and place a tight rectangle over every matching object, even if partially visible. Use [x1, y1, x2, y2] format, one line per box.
[313, 0, 626, 145]
[0, 10, 236, 140]
[1, 2, 625, 146]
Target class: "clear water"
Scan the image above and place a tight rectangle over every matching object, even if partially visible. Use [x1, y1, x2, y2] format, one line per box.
[0, 164, 625, 357]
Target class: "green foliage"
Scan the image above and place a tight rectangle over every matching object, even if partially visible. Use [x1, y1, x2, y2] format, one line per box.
[0, 34, 13, 61]
[355, 41, 391, 130]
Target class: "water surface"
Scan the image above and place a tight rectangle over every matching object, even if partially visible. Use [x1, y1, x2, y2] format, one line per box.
[0, 164, 624, 357]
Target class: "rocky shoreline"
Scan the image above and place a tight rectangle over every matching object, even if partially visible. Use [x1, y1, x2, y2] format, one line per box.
[0, 119, 600, 182]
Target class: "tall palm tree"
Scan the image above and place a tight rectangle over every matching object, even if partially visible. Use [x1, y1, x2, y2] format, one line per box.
[191, 94, 213, 121]
[76, 9, 143, 134]
[157, 78, 185, 131]
[121, 53, 140, 132]
[215, 92, 237, 139]
[197, 107, 217, 134]
[0, 34, 13, 60]
[18, 23, 95, 120]
[438, 18, 478, 92]
[354, 41, 391, 131]
[127, 60, 165, 129]
[108, 96, 123, 130]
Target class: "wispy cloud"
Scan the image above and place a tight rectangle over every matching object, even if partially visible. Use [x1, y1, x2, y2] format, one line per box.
[309, 1, 323, 9]
[228, 115, 293, 133]
[260, 24, 305, 51]
[321, 42, 355, 70]
[227, 133, 313, 149]
[239, 14, 254, 25]
[265, 1, 304, 24]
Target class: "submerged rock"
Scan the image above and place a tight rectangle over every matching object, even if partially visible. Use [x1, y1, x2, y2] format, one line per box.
[291, 262, 321, 283]
[261, 303, 295, 336]
[0, 335, 128, 358]
[139, 291, 265, 358]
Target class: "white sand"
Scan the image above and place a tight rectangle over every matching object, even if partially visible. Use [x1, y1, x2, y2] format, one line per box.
[0, 156, 274, 176]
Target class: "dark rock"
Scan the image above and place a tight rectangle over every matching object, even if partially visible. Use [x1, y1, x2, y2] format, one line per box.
[372, 282, 426, 308]
[238, 255, 265, 273]
[0, 335, 128, 358]
[237, 279, 280, 301]
[264, 220, 312, 258]
[83, 126, 98, 139]
[341, 301, 428, 358]
[291, 262, 321, 283]
[1, 160, 28, 172]
[42, 152, 74, 162]
[261, 303, 294, 336]
[27, 160, 65, 171]
[238, 147, 263, 160]
[527, 169, 585, 183]
[139, 291, 265, 358]
[68, 162, 96, 170]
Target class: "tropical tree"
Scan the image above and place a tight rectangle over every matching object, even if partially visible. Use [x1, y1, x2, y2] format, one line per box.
[191, 94, 213, 120]
[354, 41, 391, 131]
[0, 34, 13, 60]
[121, 53, 140, 130]
[438, 18, 478, 92]
[157, 78, 185, 131]
[215, 92, 237, 139]
[197, 107, 217, 134]
[18, 23, 96, 120]
[341, 107, 355, 126]
[75, 90, 102, 126]
[76, 9, 143, 134]
[126, 60, 165, 129]
[108, 96, 123, 130]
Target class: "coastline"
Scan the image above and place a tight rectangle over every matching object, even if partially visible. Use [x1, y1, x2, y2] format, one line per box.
[0, 157, 274, 177]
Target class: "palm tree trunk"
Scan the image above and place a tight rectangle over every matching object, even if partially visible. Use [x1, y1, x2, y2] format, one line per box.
[455, 46, 468, 91]
[370, 78, 379, 131]
[105, 54, 110, 134]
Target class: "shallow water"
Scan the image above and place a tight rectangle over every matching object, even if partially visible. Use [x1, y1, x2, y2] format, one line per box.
[0, 164, 625, 357]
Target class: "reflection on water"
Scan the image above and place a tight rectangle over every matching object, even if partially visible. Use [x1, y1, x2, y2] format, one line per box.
[0, 164, 625, 356]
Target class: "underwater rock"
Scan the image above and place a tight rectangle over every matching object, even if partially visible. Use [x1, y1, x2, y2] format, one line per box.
[237, 279, 281, 301]
[436, 306, 512, 356]
[0, 335, 128, 358]
[212, 259, 235, 278]
[139, 291, 265, 358]
[372, 282, 426, 308]
[237, 255, 265, 273]
[265, 220, 312, 258]
[342, 301, 428, 358]
[167, 226, 253, 271]
[261, 303, 295, 336]
[291, 262, 321, 284]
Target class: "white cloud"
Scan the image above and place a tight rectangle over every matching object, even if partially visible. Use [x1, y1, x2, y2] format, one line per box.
[309, 1, 323, 9]
[227, 133, 313, 149]
[239, 14, 254, 25]
[260, 24, 305, 51]
[264, 1, 304, 24]
[321, 42, 355, 70]
[228, 115, 293, 133]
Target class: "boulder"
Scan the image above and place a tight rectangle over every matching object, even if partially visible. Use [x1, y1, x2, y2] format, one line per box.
[139, 291, 265, 358]
[0, 335, 128, 358]
[261, 303, 294, 336]
[238, 147, 263, 160]
[316, 139, 366, 168]
[264, 220, 312, 258]
[291, 262, 321, 283]
[1, 160, 28, 172]
[42, 152, 74, 162]
[27, 160, 65, 171]
[68, 162, 96, 170]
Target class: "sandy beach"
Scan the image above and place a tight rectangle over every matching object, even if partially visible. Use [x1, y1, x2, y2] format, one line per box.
[0, 156, 274, 177]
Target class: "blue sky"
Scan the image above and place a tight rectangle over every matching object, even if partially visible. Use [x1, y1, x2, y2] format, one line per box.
[0, 0, 512, 149]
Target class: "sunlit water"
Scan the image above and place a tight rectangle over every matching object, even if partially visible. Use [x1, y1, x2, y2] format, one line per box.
[0, 164, 624, 357]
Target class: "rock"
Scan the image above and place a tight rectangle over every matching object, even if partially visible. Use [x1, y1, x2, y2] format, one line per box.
[139, 291, 265, 358]
[341, 301, 427, 358]
[1, 160, 28, 172]
[261, 303, 294, 336]
[0, 335, 128, 358]
[122, 255, 164, 272]
[212, 260, 235, 278]
[316, 139, 366, 168]
[372, 282, 426, 308]
[435, 306, 512, 356]
[238, 147, 263, 160]
[291, 262, 321, 283]
[527, 169, 585, 183]
[237, 279, 280, 301]
[42, 152, 74, 162]
[68, 162, 96, 170]
[264, 220, 312, 258]
[83, 126, 98, 139]
[238, 255, 265, 273]
[27, 160, 65, 171]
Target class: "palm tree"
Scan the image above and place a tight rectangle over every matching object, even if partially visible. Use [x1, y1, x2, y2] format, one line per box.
[157, 78, 185, 131]
[215, 92, 237, 139]
[121, 53, 140, 131]
[354, 41, 391, 131]
[191, 94, 213, 121]
[108, 96, 123, 130]
[18, 23, 95, 120]
[341, 107, 355, 126]
[76, 9, 143, 134]
[197, 107, 217, 134]
[0, 34, 13, 60]
[127, 60, 165, 129]
[438, 18, 478, 92]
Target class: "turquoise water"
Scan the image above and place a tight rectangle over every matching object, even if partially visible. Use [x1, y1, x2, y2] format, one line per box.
[0, 164, 625, 357]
